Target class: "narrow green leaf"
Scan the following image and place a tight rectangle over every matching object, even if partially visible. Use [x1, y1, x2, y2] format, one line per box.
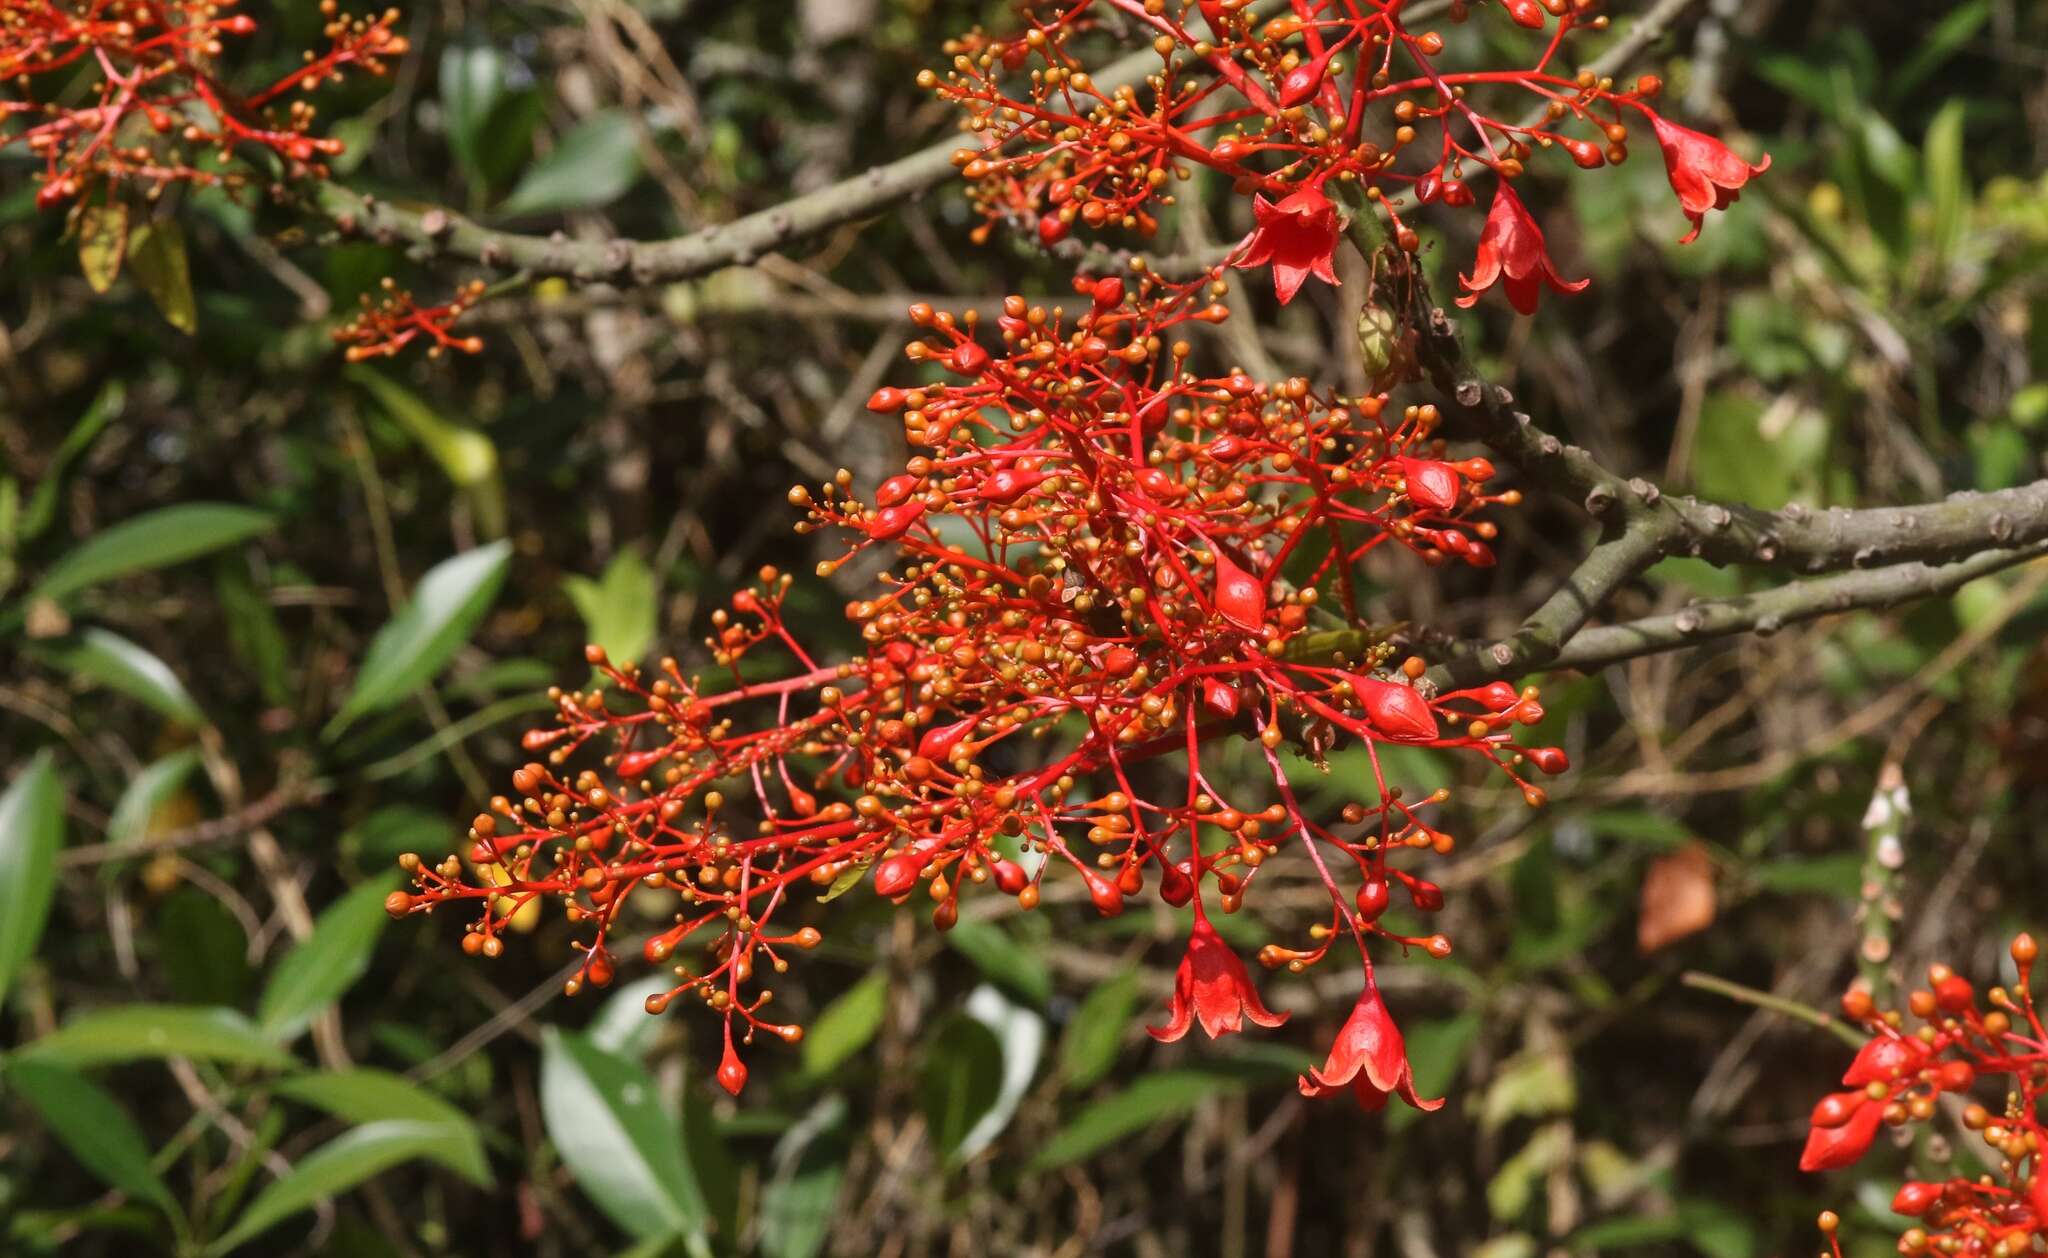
[439, 42, 507, 184]
[800, 970, 888, 1079]
[1890, 0, 1991, 99]
[128, 220, 197, 333]
[1923, 100, 1969, 273]
[919, 1015, 1003, 1159]
[325, 540, 511, 738]
[4, 1059, 176, 1214]
[500, 110, 645, 217]
[32, 503, 275, 605]
[208, 1120, 461, 1254]
[0, 753, 64, 1008]
[347, 366, 500, 490]
[540, 1027, 705, 1241]
[1027, 1069, 1246, 1172]
[215, 558, 291, 707]
[1057, 968, 1140, 1089]
[817, 855, 873, 902]
[19, 383, 122, 543]
[20, 1005, 295, 1070]
[272, 1069, 490, 1186]
[30, 626, 205, 725]
[257, 875, 399, 1042]
[757, 1142, 845, 1258]
[561, 548, 658, 667]
[943, 919, 1052, 1006]
[78, 202, 129, 293]
[107, 747, 203, 848]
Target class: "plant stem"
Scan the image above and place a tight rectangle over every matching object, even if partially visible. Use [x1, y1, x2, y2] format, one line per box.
[1681, 971, 1866, 1048]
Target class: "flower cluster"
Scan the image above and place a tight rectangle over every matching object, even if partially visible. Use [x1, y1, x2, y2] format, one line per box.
[0, 0, 405, 211]
[334, 278, 488, 362]
[1805, 934, 2048, 1257]
[391, 268, 1568, 1101]
[927, 0, 1765, 310]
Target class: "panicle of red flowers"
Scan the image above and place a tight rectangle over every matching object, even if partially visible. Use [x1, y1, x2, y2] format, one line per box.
[334, 277, 488, 362]
[0, 0, 405, 211]
[389, 265, 1570, 1100]
[925, 0, 1764, 310]
[1806, 933, 2048, 1257]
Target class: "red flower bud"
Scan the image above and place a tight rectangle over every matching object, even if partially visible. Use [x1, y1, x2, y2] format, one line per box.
[1212, 551, 1267, 632]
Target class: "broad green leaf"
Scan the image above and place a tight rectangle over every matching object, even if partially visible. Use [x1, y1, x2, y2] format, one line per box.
[325, 540, 512, 738]
[920, 1015, 1003, 1160]
[209, 1120, 461, 1254]
[956, 985, 1043, 1160]
[944, 919, 1052, 1006]
[1027, 1069, 1246, 1172]
[30, 627, 204, 725]
[159, 889, 254, 1008]
[540, 1027, 705, 1241]
[107, 747, 203, 848]
[4, 1059, 176, 1214]
[272, 1069, 490, 1186]
[1057, 969, 1140, 1089]
[257, 875, 399, 1042]
[128, 220, 197, 333]
[0, 753, 63, 1008]
[19, 383, 122, 543]
[20, 1005, 294, 1070]
[562, 548, 658, 667]
[500, 109, 645, 217]
[439, 42, 507, 185]
[78, 201, 128, 293]
[32, 503, 275, 605]
[801, 970, 888, 1079]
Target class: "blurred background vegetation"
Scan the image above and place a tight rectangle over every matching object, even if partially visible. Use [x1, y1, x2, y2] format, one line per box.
[3, 1, 2046, 1255]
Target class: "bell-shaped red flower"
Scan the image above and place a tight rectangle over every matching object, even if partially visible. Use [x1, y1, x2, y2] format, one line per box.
[1457, 183, 1587, 315]
[1799, 1090, 1882, 1171]
[1237, 185, 1340, 305]
[1298, 974, 1443, 1111]
[1148, 907, 1288, 1042]
[1646, 112, 1769, 244]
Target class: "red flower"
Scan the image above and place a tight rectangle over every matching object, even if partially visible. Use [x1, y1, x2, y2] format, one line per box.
[1646, 112, 1769, 244]
[1842, 1031, 1927, 1086]
[1799, 1090, 1883, 1171]
[1148, 908, 1287, 1041]
[1298, 975, 1443, 1111]
[1237, 186, 1340, 305]
[1458, 183, 1587, 315]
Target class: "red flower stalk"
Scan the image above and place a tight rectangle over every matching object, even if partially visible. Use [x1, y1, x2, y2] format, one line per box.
[1297, 971, 1442, 1112]
[391, 271, 1569, 1097]
[1236, 185, 1341, 305]
[1148, 905, 1287, 1042]
[1643, 112, 1770, 244]
[334, 278, 489, 362]
[1457, 183, 1588, 315]
[1808, 935, 2048, 1258]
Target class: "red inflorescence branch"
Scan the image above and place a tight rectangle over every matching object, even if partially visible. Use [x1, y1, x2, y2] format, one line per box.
[390, 264, 1570, 1102]
[1806, 934, 2048, 1257]
[0, 0, 406, 211]
[927, 0, 1764, 310]
[333, 277, 487, 362]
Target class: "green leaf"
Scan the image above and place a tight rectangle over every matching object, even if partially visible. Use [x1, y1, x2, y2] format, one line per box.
[817, 855, 874, 902]
[1027, 1069, 1245, 1172]
[1057, 968, 1139, 1089]
[0, 753, 63, 1008]
[159, 889, 254, 1008]
[944, 919, 1052, 1006]
[107, 747, 203, 848]
[325, 540, 512, 738]
[1889, 0, 1991, 99]
[271, 1069, 490, 1186]
[347, 367, 505, 539]
[32, 503, 276, 606]
[4, 1059, 176, 1215]
[920, 1015, 1003, 1160]
[30, 627, 204, 725]
[757, 1142, 845, 1258]
[208, 1120, 463, 1254]
[540, 1027, 705, 1241]
[801, 970, 888, 1079]
[257, 875, 399, 1042]
[18, 383, 122, 543]
[78, 201, 129, 293]
[1386, 1013, 1480, 1133]
[1923, 100, 1969, 274]
[562, 548, 659, 667]
[1479, 1047, 1576, 1131]
[128, 220, 197, 333]
[20, 1005, 295, 1070]
[215, 558, 292, 707]
[439, 42, 507, 185]
[500, 110, 645, 218]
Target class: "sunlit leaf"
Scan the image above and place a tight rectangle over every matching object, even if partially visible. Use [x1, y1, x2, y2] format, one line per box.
[325, 540, 512, 738]
[31, 503, 275, 606]
[78, 201, 128, 293]
[561, 547, 658, 667]
[0, 752, 63, 1008]
[208, 1120, 464, 1254]
[539, 1027, 705, 1241]
[257, 875, 400, 1042]
[272, 1069, 490, 1186]
[106, 747, 203, 848]
[30, 627, 204, 725]
[801, 970, 887, 1079]
[20, 1005, 295, 1070]
[500, 109, 645, 217]
[128, 220, 197, 333]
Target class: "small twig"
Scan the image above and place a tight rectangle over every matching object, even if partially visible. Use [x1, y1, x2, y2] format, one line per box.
[1681, 971, 1865, 1048]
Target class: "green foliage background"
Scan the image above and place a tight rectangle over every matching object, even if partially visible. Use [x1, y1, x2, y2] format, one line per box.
[2, 2, 2046, 1255]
